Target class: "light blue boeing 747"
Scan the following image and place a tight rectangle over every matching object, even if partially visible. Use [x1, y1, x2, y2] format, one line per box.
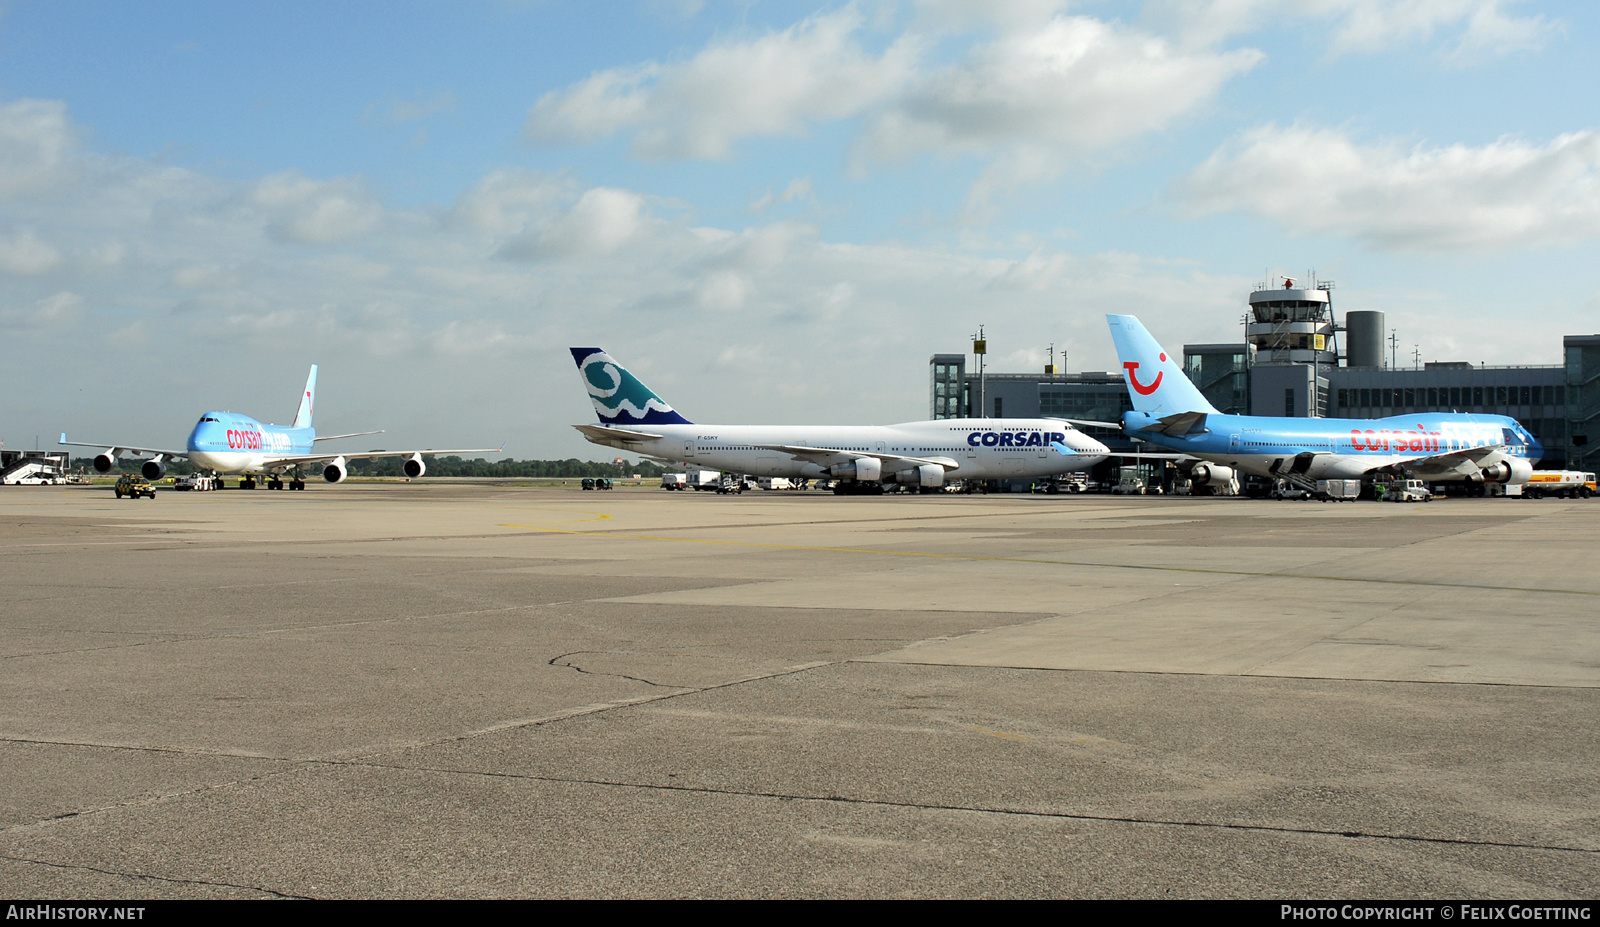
[1092, 315, 1542, 492]
[570, 347, 1109, 492]
[61, 366, 500, 490]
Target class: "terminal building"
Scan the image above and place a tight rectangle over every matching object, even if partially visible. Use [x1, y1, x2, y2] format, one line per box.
[931, 279, 1600, 473]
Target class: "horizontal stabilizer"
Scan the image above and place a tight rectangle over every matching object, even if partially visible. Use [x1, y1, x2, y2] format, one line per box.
[573, 423, 665, 443]
[1048, 417, 1123, 430]
[1148, 411, 1209, 436]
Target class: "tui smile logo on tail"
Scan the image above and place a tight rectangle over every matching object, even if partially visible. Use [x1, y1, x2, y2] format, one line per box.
[1124, 353, 1166, 396]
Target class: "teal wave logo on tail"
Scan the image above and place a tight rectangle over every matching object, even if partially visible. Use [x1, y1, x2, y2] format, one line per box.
[569, 348, 691, 426]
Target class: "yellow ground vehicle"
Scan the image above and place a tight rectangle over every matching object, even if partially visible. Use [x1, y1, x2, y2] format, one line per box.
[114, 474, 157, 499]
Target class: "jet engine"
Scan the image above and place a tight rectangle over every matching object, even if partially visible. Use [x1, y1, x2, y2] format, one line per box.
[141, 459, 167, 481]
[831, 457, 882, 482]
[323, 457, 348, 483]
[1481, 458, 1533, 485]
[402, 453, 426, 478]
[93, 450, 118, 473]
[914, 463, 945, 488]
[1190, 463, 1234, 486]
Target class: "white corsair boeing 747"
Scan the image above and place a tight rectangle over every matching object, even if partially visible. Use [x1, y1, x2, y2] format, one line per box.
[569, 347, 1109, 493]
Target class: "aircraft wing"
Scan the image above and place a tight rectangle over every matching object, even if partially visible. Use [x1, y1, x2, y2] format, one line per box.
[1393, 444, 1508, 473]
[259, 446, 504, 467]
[314, 430, 384, 443]
[1105, 451, 1197, 461]
[59, 435, 188, 460]
[757, 444, 962, 472]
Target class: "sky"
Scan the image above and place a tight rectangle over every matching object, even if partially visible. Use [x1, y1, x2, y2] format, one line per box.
[2, 0, 1597, 458]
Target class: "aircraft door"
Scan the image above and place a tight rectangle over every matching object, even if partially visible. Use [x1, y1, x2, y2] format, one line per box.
[685, 441, 696, 459]
[1230, 434, 1240, 450]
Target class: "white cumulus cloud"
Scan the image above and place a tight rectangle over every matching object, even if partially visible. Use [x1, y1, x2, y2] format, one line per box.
[524, 6, 1260, 212]
[1179, 124, 1600, 250]
[498, 187, 650, 261]
[252, 171, 384, 244]
[0, 98, 80, 197]
[525, 8, 920, 159]
[1152, 0, 1554, 62]
[0, 229, 64, 275]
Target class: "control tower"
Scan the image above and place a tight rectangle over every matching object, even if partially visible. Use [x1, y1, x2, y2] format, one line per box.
[1247, 278, 1337, 365]
[1246, 276, 1336, 417]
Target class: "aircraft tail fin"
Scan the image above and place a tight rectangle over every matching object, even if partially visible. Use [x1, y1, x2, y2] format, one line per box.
[294, 365, 317, 429]
[1106, 315, 1219, 417]
[569, 348, 692, 426]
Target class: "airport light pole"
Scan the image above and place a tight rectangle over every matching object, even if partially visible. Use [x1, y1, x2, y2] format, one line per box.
[973, 327, 987, 418]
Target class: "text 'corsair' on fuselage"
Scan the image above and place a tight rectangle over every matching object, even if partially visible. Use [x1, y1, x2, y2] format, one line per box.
[568, 347, 1109, 490]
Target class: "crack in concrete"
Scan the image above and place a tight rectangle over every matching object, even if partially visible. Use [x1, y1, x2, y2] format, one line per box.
[0, 851, 314, 899]
[547, 651, 691, 690]
[332, 760, 1600, 857]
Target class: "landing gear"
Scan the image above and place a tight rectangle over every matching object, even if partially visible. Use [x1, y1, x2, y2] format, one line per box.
[239, 477, 257, 490]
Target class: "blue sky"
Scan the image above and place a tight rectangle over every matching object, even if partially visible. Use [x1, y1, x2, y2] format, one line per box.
[1, 1, 1596, 457]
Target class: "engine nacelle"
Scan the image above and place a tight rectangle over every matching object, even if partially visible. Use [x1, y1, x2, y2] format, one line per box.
[93, 451, 118, 473]
[141, 459, 167, 481]
[402, 453, 426, 479]
[1481, 457, 1534, 485]
[914, 463, 945, 488]
[831, 456, 882, 482]
[323, 457, 348, 483]
[1190, 463, 1234, 486]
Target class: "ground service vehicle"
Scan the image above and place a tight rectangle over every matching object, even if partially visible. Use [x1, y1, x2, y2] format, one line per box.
[686, 470, 722, 491]
[661, 473, 687, 490]
[115, 474, 156, 499]
[1524, 471, 1596, 498]
[1315, 479, 1362, 501]
[1384, 479, 1433, 503]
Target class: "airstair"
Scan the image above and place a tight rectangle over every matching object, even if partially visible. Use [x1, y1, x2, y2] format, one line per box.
[1267, 452, 1321, 494]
